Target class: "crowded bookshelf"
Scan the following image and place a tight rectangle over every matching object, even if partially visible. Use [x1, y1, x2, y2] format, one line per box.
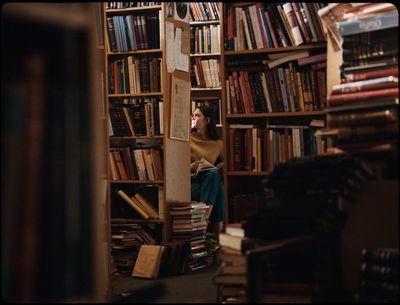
[103, 2, 193, 277]
[1, 2, 398, 304]
[220, 2, 328, 223]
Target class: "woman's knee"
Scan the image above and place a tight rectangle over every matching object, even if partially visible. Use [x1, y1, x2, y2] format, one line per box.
[203, 169, 221, 184]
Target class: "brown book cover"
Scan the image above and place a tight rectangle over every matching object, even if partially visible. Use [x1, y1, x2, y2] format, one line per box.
[132, 245, 165, 278]
[342, 67, 399, 83]
[327, 87, 399, 106]
[332, 76, 398, 94]
[113, 150, 128, 180]
[327, 107, 398, 127]
[232, 71, 245, 113]
[239, 70, 255, 114]
[228, 75, 239, 114]
[335, 122, 398, 143]
[106, 17, 118, 52]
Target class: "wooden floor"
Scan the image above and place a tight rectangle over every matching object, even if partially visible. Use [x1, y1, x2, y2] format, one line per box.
[111, 264, 219, 303]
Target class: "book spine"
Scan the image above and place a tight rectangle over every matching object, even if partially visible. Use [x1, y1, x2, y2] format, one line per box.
[332, 76, 398, 94]
[338, 12, 399, 37]
[292, 2, 311, 44]
[327, 108, 398, 127]
[106, 17, 118, 52]
[283, 3, 304, 46]
[328, 87, 399, 106]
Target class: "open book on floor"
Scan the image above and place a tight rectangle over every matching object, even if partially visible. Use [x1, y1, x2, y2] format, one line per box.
[191, 157, 217, 177]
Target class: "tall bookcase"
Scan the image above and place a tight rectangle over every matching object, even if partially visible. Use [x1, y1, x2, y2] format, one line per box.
[189, 2, 223, 132]
[220, 2, 328, 224]
[103, 2, 192, 277]
[1, 3, 109, 302]
[320, 4, 399, 300]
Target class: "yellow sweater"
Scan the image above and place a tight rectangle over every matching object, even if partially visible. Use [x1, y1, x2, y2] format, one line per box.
[190, 133, 223, 165]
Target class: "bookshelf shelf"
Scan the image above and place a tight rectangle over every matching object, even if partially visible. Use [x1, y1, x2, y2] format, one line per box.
[224, 43, 326, 56]
[226, 111, 325, 119]
[190, 20, 220, 26]
[106, 49, 162, 56]
[105, 5, 162, 14]
[110, 180, 164, 184]
[190, 53, 221, 57]
[111, 218, 164, 224]
[191, 87, 222, 91]
[110, 135, 164, 140]
[108, 93, 163, 98]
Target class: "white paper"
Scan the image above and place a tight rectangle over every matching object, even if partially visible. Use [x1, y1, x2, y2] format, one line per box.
[174, 27, 189, 72]
[166, 21, 175, 73]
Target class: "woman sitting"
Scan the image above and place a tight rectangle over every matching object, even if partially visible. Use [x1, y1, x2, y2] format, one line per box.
[190, 105, 224, 237]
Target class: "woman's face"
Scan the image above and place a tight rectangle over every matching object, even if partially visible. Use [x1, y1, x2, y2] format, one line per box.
[191, 108, 209, 132]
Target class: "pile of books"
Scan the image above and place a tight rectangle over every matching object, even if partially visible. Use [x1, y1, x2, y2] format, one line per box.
[356, 247, 399, 302]
[319, 5, 398, 154]
[110, 220, 159, 276]
[213, 224, 248, 303]
[170, 201, 211, 272]
[245, 154, 375, 242]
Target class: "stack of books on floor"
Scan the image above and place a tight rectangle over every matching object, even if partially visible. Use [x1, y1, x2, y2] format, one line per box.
[110, 220, 158, 276]
[213, 223, 248, 303]
[170, 201, 211, 272]
[356, 247, 399, 302]
[318, 5, 398, 154]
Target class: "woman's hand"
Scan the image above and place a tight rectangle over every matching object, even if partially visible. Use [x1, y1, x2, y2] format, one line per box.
[190, 161, 200, 173]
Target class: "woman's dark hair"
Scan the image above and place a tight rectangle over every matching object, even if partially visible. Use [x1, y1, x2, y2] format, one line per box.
[192, 105, 220, 140]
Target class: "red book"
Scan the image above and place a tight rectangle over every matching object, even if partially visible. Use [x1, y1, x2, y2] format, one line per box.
[239, 70, 255, 114]
[332, 76, 398, 94]
[255, 3, 268, 48]
[342, 67, 399, 83]
[291, 3, 311, 44]
[328, 87, 399, 106]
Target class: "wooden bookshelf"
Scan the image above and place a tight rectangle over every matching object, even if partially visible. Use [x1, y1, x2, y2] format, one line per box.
[103, 2, 193, 276]
[102, 2, 168, 277]
[220, 3, 328, 224]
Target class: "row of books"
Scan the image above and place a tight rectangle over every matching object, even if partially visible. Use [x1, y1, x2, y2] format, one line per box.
[105, 2, 161, 10]
[109, 147, 163, 182]
[170, 201, 211, 272]
[108, 57, 161, 94]
[225, 2, 326, 51]
[226, 55, 326, 114]
[109, 99, 164, 137]
[357, 247, 399, 302]
[106, 13, 161, 52]
[228, 123, 322, 173]
[189, 2, 220, 22]
[321, 6, 398, 153]
[191, 58, 221, 89]
[190, 24, 221, 55]
[115, 188, 161, 220]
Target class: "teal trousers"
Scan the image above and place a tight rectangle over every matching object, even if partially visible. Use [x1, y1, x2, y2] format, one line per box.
[191, 169, 224, 223]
